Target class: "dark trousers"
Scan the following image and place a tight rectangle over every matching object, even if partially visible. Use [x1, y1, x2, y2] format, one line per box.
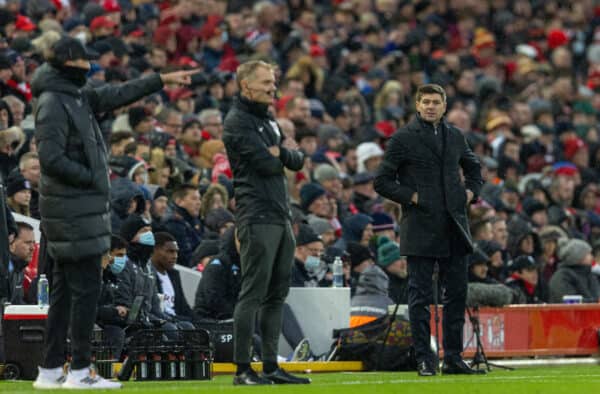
[43, 256, 102, 370]
[233, 222, 295, 364]
[407, 253, 468, 364]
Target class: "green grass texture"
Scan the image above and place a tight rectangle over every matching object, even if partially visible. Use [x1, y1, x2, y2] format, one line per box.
[2, 365, 600, 393]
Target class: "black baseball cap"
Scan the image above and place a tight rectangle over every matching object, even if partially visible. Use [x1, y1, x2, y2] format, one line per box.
[50, 36, 99, 65]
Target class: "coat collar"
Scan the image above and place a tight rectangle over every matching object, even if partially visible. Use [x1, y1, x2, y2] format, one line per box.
[407, 115, 449, 161]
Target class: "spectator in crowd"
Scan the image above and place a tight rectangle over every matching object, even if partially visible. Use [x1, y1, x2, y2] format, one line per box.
[291, 224, 325, 288]
[466, 247, 514, 307]
[307, 216, 336, 247]
[5, 172, 31, 216]
[151, 232, 194, 324]
[477, 240, 507, 283]
[346, 241, 375, 295]
[0, 125, 24, 181]
[18, 152, 40, 218]
[204, 207, 235, 238]
[164, 184, 203, 267]
[109, 176, 144, 233]
[505, 255, 543, 304]
[549, 238, 600, 303]
[371, 212, 397, 244]
[334, 213, 373, 252]
[376, 236, 408, 305]
[350, 265, 394, 328]
[6, 221, 34, 304]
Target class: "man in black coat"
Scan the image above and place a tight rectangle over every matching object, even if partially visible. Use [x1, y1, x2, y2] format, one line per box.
[222, 60, 308, 385]
[32, 36, 198, 390]
[374, 84, 484, 376]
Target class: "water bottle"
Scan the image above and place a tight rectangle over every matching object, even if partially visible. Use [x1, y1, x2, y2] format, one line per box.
[332, 256, 344, 288]
[38, 274, 49, 306]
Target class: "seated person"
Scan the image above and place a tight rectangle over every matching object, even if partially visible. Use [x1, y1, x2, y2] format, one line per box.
[97, 235, 129, 360]
[346, 241, 375, 295]
[193, 226, 241, 321]
[350, 265, 394, 328]
[115, 215, 189, 337]
[549, 238, 600, 303]
[466, 247, 514, 307]
[193, 226, 314, 361]
[505, 255, 543, 304]
[291, 224, 327, 287]
[151, 232, 194, 322]
[376, 237, 408, 304]
[6, 221, 35, 305]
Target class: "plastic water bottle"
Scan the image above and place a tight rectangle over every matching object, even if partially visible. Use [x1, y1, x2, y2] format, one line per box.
[332, 256, 344, 288]
[38, 274, 49, 306]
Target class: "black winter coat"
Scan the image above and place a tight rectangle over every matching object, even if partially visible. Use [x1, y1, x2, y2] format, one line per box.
[31, 63, 163, 261]
[193, 229, 241, 321]
[97, 270, 125, 326]
[223, 95, 304, 226]
[163, 204, 203, 267]
[374, 117, 483, 257]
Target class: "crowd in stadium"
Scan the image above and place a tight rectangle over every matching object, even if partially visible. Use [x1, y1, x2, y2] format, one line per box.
[2, 0, 600, 365]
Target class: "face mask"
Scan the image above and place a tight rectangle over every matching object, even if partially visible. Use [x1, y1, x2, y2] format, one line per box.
[139, 231, 155, 246]
[110, 256, 127, 275]
[75, 31, 88, 44]
[305, 255, 321, 271]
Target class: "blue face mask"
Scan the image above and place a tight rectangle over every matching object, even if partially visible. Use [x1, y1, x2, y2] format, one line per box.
[110, 256, 127, 275]
[305, 256, 321, 271]
[138, 231, 155, 246]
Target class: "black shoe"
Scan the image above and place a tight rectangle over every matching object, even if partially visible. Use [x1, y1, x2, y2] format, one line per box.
[417, 361, 437, 376]
[262, 368, 311, 384]
[442, 359, 487, 375]
[233, 369, 274, 385]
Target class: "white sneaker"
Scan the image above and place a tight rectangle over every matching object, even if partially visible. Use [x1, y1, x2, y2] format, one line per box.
[62, 366, 122, 390]
[291, 338, 312, 362]
[33, 366, 67, 389]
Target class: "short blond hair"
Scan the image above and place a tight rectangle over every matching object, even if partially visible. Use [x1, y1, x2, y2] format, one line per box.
[236, 60, 274, 90]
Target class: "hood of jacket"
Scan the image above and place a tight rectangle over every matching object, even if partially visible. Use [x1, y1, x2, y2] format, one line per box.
[356, 265, 389, 296]
[111, 177, 144, 218]
[216, 226, 240, 267]
[31, 63, 81, 98]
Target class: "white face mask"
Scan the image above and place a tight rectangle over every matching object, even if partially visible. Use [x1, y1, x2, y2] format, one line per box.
[75, 31, 88, 44]
[305, 255, 321, 271]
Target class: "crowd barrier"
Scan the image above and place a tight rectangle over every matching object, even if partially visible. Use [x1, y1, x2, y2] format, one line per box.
[433, 304, 600, 358]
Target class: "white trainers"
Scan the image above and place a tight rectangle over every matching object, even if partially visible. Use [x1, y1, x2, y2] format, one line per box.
[291, 338, 312, 362]
[33, 366, 67, 389]
[61, 366, 122, 390]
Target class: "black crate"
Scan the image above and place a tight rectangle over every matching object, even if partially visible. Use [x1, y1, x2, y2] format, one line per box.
[194, 321, 233, 362]
[120, 329, 213, 381]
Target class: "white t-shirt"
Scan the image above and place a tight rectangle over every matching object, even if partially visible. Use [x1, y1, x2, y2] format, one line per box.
[156, 270, 176, 317]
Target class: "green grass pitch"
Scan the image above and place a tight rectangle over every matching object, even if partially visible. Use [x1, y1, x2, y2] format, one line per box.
[2, 365, 600, 393]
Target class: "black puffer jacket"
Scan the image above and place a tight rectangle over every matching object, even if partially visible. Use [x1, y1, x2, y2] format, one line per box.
[223, 95, 304, 226]
[193, 228, 241, 321]
[32, 63, 163, 261]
